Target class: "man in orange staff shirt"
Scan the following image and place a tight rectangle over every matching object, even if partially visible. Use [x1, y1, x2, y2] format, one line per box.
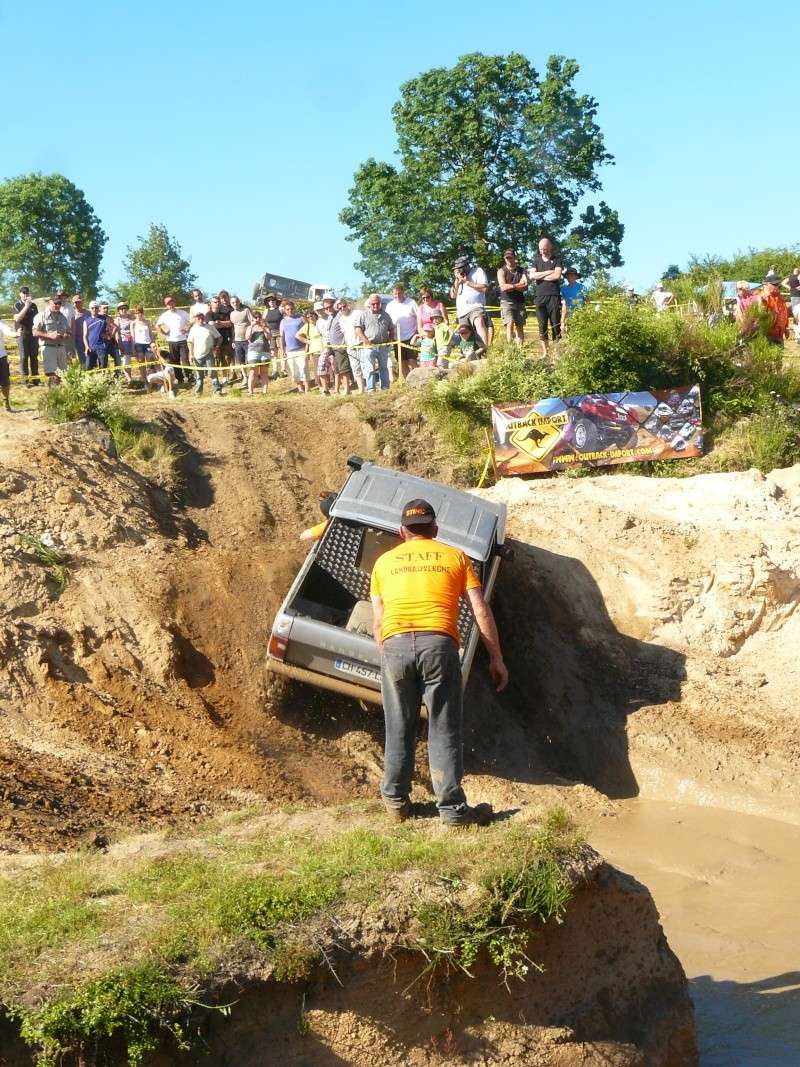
[370, 499, 508, 828]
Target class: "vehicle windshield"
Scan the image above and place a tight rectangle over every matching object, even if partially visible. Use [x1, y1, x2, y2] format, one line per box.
[355, 528, 401, 574]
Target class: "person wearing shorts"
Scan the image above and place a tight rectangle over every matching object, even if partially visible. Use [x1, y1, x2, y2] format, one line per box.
[114, 302, 135, 383]
[328, 300, 352, 394]
[230, 295, 253, 384]
[450, 255, 490, 349]
[497, 249, 528, 344]
[132, 307, 159, 385]
[279, 301, 309, 393]
[245, 311, 270, 395]
[32, 296, 71, 386]
[0, 320, 14, 410]
[530, 237, 563, 356]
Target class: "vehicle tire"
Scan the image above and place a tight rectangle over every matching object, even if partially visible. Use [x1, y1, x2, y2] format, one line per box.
[573, 418, 598, 452]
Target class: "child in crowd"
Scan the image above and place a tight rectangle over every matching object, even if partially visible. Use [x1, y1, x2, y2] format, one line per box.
[432, 310, 452, 361]
[417, 323, 438, 365]
[440, 322, 487, 367]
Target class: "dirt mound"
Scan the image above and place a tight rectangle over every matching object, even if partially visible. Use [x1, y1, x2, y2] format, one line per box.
[0, 403, 385, 851]
[482, 467, 800, 820]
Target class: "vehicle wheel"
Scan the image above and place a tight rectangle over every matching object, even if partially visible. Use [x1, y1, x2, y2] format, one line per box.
[573, 418, 598, 452]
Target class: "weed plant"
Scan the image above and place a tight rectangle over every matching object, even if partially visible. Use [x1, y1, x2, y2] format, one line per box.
[1, 809, 583, 1065]
[39, 362, 179, 491]
[18, 533, 70, 594]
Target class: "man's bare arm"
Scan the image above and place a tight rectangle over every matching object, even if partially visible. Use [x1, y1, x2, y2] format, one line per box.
[466, 587, 508, 691]
[370, 594, 384, 650]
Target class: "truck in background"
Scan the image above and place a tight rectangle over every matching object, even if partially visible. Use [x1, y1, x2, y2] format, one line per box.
[252, 273, 332, 304]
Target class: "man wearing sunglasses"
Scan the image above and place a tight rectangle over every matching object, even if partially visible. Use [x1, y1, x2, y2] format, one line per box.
[32, 295, 70, 388]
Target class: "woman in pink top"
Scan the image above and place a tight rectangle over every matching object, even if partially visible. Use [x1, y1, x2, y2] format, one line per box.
[417, 287, 449, 333]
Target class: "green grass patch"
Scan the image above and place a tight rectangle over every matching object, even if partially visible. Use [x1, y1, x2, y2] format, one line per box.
[39, 362, 180, 491]
[0, 809, 583, 1065]
[420, 304, 800, 480]
[17, 533, 71, 594]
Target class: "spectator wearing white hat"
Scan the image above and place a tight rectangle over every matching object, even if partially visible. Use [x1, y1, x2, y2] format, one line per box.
[652, 281, 674, 313]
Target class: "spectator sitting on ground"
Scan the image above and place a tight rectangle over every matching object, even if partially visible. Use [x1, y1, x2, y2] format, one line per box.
[187, 311, 223, 394]
[145, 342, 177, 399]
[440, 321, 487, 366]
[450, 255, 490, 349]
[652, 281, 674, 312]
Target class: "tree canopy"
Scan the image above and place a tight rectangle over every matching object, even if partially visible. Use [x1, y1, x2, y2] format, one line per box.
[0, 173, 106, 299]
[340, 53, 623, 293]
[114, 224, 197, 307]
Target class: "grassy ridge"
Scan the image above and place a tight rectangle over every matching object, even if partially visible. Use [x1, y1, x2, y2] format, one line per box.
[1, 808, 584, 1065]
[422, 301, 800, 479]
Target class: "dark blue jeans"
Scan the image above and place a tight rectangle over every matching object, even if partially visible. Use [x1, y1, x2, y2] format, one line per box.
[380, 631, 466, 823]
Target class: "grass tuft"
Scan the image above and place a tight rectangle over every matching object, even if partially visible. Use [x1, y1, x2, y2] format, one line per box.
[18, 533, 71, 594]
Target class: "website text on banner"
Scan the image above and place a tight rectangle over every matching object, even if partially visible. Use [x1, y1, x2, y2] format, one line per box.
[492, 386, 703, 476]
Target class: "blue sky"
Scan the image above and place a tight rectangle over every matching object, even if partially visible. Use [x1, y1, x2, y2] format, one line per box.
[1, 0, 793, 298]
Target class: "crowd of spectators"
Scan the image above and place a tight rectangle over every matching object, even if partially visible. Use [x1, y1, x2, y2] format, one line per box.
[2, 246, 798, 411]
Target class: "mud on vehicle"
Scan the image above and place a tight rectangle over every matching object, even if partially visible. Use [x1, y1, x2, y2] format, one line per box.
[266, 458, 510, 705]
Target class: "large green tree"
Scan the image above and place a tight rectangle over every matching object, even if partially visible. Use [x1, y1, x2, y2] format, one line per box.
[340, 53, 623, 292]
[0, 173, 106, 298]
[114, 224, 197, 307]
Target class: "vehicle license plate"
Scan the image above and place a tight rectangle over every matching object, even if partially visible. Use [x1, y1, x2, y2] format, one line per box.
[334, 658, 381, 685]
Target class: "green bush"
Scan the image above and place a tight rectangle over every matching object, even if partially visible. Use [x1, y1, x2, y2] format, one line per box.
[39, 361, 132, 440]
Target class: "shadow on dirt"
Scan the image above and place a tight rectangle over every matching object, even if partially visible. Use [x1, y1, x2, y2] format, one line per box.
[691, 971, 800, 1066]
[477, 540, 687, 799]
[158, 409, 219, 512]
[265, 539, 686, 803]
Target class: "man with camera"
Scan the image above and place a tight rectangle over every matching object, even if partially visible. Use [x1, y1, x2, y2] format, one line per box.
[450, 255, 490, 349]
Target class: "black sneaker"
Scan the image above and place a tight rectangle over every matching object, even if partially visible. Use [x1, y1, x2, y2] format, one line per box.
[442, 803, 493, 830]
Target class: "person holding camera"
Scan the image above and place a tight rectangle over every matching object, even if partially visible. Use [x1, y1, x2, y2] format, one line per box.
[450, 255, 490, 349]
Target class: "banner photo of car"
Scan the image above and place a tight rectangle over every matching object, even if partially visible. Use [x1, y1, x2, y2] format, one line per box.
[491, 386, 703, 476]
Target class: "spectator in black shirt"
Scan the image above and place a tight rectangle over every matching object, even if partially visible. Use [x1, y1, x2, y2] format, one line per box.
[530, 237, 563, 356]
[265, 296, 284, 377]
[13, 287, 39, 386]
[206, 296, 234, 379]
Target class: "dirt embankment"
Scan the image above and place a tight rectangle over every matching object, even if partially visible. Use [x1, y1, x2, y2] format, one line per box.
[4, 396, 798, 1064]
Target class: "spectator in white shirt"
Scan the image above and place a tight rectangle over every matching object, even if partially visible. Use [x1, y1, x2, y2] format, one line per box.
[156, 296, 192, 384]
[385, 284, 419, 379]
[450, 255, 489, 348]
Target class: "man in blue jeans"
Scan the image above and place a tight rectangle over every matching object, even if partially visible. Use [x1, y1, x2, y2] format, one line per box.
[354, 293, 393, 392]
[370, 499, 508, 828]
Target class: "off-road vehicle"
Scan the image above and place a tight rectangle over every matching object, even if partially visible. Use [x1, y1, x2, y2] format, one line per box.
[266, 458, 510, 705]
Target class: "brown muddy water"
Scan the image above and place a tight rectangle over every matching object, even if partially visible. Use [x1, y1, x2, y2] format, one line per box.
[590, 799, 800, 1066]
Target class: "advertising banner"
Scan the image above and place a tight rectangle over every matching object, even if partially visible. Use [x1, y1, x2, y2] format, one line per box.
[492, 386, 703, 476]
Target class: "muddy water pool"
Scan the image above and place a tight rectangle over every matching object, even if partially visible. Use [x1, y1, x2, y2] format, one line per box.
[590, 799, 800, 1066]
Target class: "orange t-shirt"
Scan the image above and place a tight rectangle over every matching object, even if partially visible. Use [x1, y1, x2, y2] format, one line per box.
[762, 292, 788, 338]
[370, 538, 481, 643]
